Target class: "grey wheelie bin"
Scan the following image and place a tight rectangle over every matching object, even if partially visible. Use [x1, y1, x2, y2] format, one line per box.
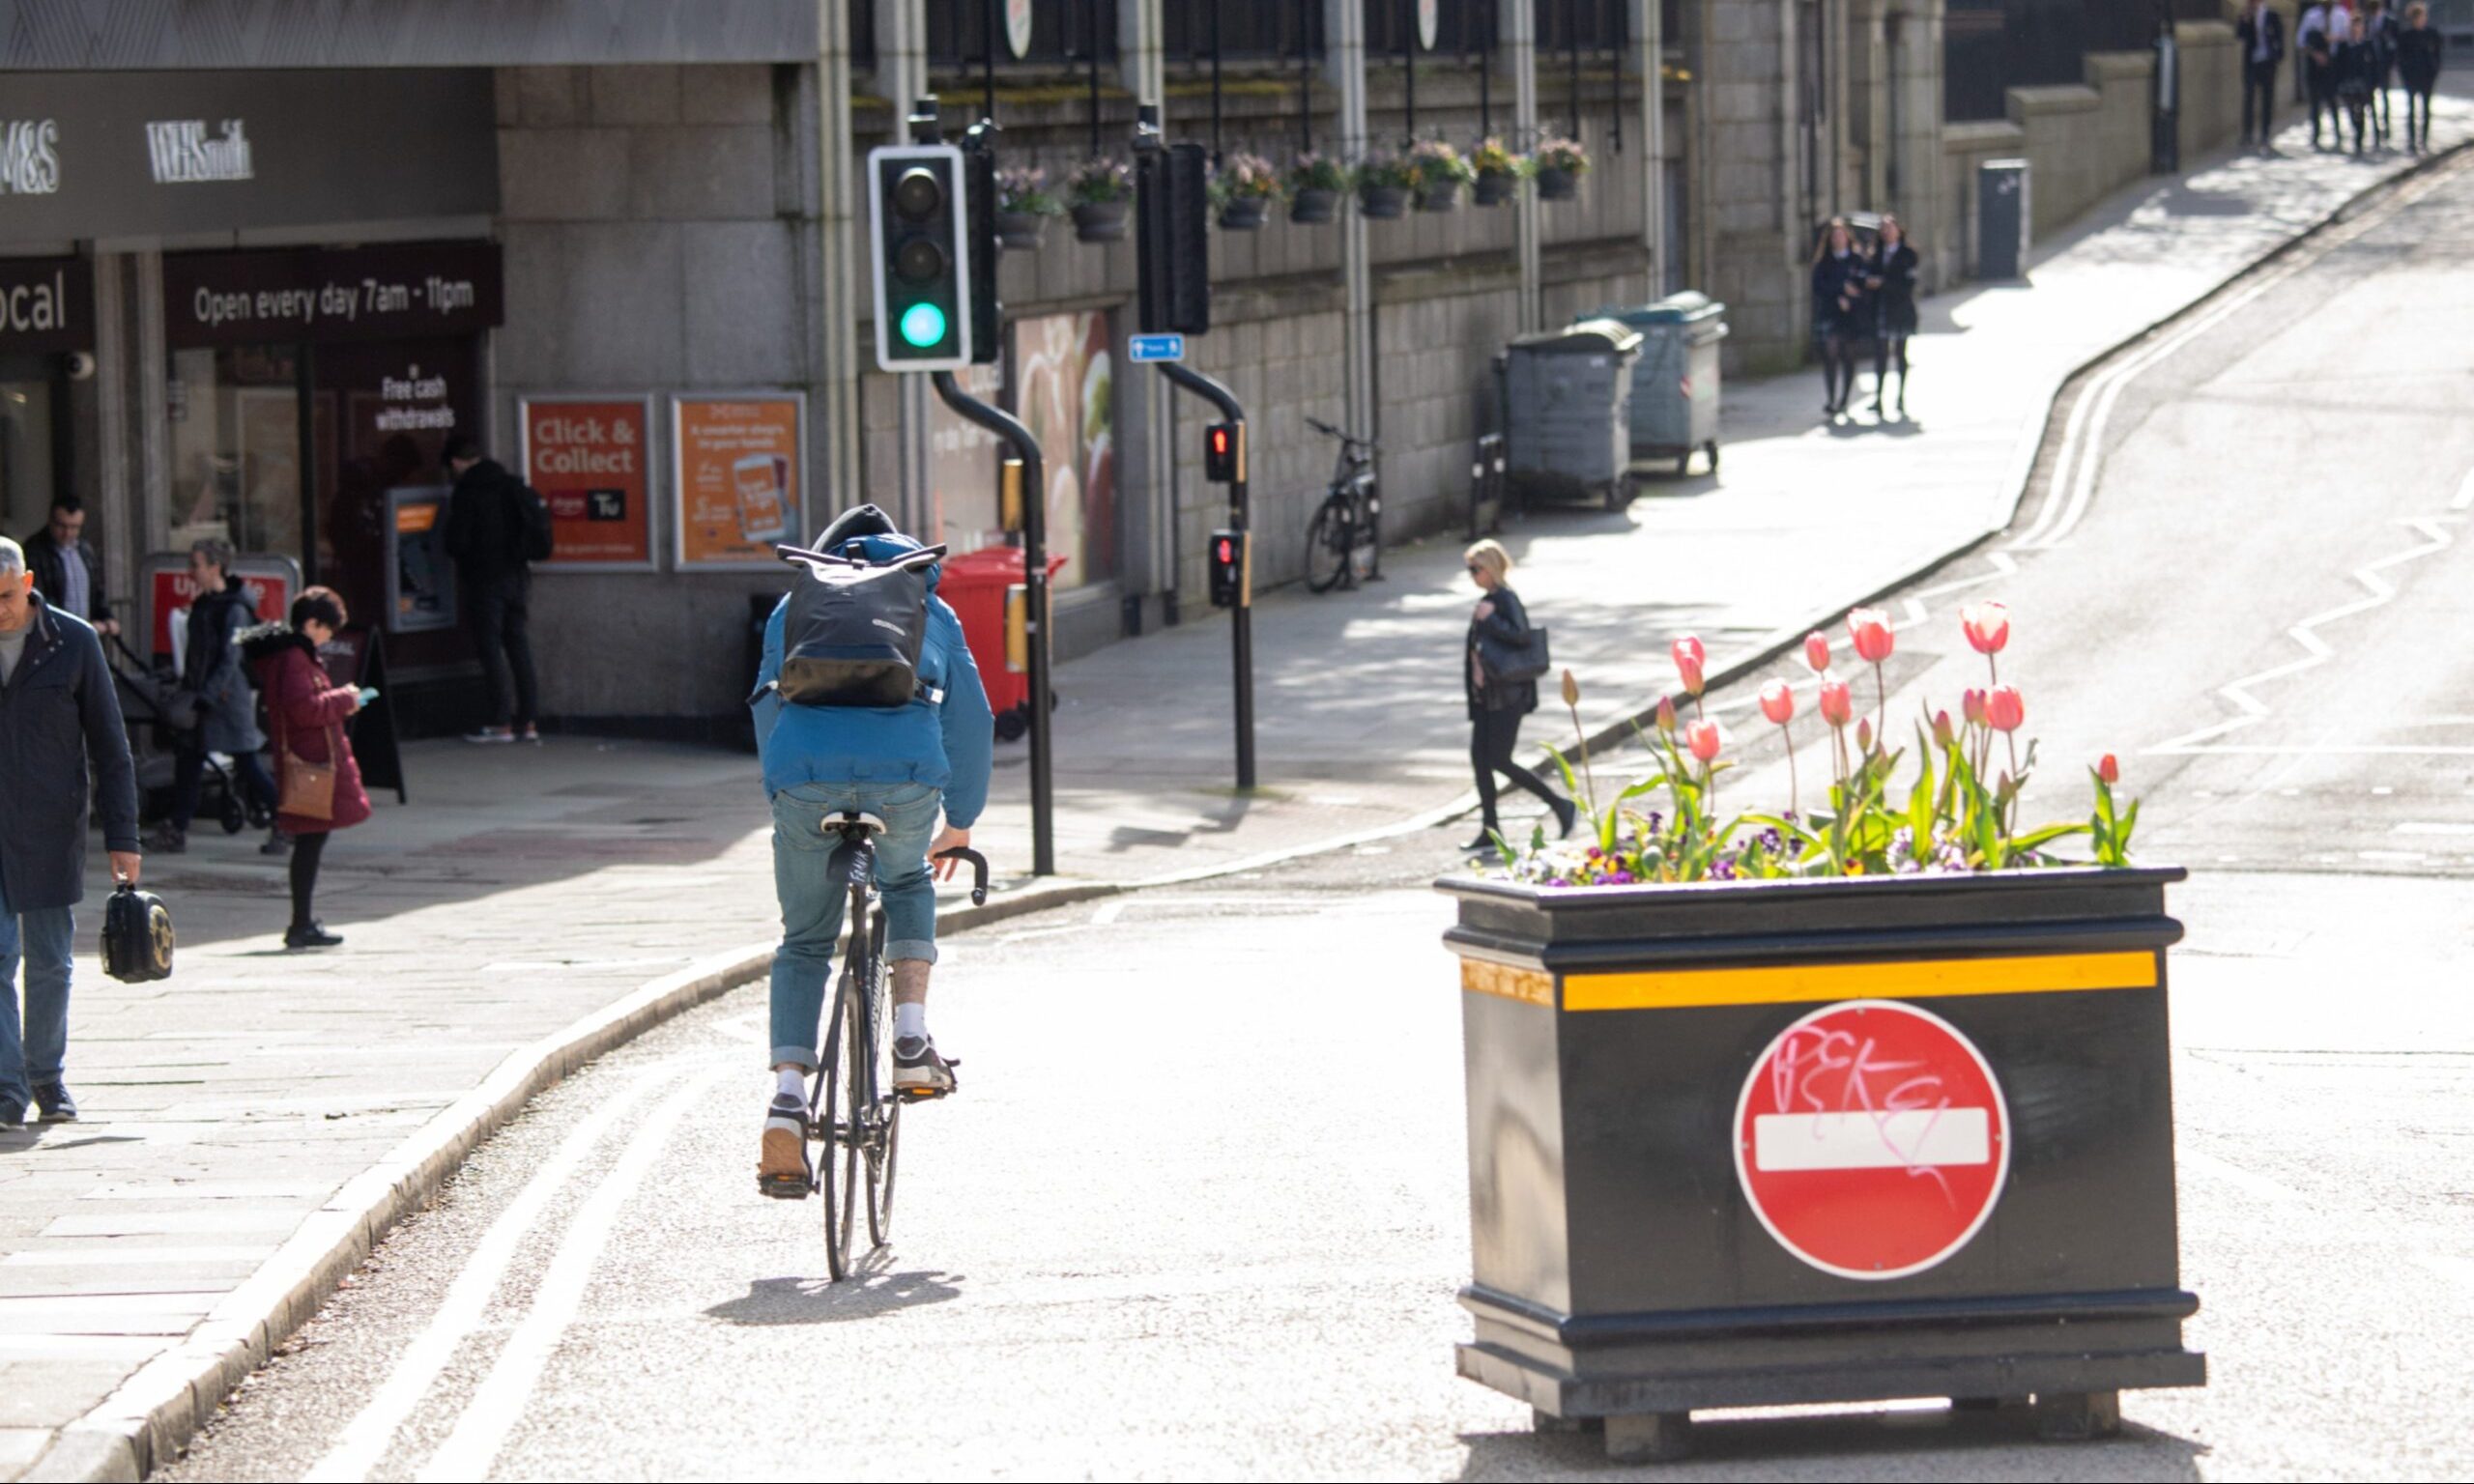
[1503, 318, 1642, 511]
[1590, 292, 1727, 477]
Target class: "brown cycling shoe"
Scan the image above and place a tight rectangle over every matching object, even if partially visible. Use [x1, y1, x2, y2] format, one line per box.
[756, 1095, 810, 1198]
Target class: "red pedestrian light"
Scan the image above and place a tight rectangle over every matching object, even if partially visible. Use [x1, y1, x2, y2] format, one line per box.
[1203, 421, 1242, 483]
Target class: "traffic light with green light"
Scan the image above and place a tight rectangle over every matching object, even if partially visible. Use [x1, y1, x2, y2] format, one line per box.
[869, 144, 973, 372]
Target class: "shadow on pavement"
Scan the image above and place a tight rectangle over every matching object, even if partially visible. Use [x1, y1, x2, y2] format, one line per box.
[704, 1267, 964, 1325]
[1455, 1405, 2204, 1481]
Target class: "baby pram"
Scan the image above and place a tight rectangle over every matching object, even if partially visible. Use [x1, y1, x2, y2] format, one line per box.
[107, 631, 273, 835]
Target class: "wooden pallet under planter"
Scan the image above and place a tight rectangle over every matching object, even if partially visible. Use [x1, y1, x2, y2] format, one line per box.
[1437, 865, 2204, 1462]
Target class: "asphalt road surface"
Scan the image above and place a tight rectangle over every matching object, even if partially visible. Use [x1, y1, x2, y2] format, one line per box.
[161, 157, 2474, 1481]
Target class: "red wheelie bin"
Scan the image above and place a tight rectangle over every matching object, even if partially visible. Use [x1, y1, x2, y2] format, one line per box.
[939, 545, 1068, 741]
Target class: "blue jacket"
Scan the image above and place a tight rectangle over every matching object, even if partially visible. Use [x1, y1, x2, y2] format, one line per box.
[751, 531, 994, 829]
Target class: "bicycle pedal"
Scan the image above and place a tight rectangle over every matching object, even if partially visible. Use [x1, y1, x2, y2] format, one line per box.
[756, 1174, 812, 1201]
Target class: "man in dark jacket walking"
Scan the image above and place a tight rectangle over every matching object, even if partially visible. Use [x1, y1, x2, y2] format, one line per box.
[20, 494, 117, 638]
[0, 536, 141, 1129]
[2239, 0, 2287, 147]
[441, 434, 544, 744]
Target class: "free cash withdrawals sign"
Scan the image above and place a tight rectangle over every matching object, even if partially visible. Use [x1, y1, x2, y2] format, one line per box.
[671, 393, 804, 571]
[520, 395, 654, 569]
[1733, 1000, 2011, 1280]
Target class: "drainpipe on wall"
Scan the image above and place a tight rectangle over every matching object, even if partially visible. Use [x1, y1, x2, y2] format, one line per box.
[818, 2, 864, 526]
[875, 0, 934, 535]
[1504, 0, 1541, 331]
[1641, 0, 1666, 299]
[1327, 0, 1375, 437]
[1120, 0, 1173, 624]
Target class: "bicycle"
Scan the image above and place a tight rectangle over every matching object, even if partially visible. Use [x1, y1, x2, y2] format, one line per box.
[767, 809, 988, 1281]
[1303, 417, 1382, 594]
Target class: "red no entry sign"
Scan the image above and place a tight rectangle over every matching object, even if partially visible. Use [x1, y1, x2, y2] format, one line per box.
[1734, 1000, 2010, 1280]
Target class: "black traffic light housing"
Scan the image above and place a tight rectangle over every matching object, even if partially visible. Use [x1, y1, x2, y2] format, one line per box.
[1136, 139, 1210, 336]
[869, 143, 973, 371]
[1203, 420, 1242, 484]
[961, 122, 1002, 366]
[1207, 528, 1249, 610]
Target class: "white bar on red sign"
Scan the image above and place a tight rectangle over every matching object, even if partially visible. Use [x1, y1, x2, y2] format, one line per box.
[1752, 1109, 1992, 1173]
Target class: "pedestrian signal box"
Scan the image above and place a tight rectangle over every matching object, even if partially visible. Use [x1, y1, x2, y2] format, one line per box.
[1203, 421, 1243, 484]
[869, 144, 972, 371]
[1207, 529, 1249, 610]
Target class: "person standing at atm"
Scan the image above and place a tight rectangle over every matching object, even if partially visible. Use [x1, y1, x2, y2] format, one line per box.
[442, 434, 550, 745]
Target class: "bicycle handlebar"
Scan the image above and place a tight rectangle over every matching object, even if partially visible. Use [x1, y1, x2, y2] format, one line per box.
[1306, 416, 1379, 452]
[935, 847, 991, 906]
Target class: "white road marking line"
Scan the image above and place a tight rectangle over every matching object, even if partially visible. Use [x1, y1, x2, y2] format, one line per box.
[2147, 518, 2455, 755]
[2394, 821, 2474, 836]
[1752, 1109, 1991, 1172]
[302, 1065, 673, 1484]
[414, 1069, 724, 1483]
[1090, 899, 1127, 926]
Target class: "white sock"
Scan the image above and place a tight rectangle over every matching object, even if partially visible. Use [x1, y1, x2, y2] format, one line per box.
[774, 1067, 805, 1101]
[894, 1003, 928, 1044]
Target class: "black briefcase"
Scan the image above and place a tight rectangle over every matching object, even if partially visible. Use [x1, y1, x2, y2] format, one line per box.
[101, 883, 175, 984]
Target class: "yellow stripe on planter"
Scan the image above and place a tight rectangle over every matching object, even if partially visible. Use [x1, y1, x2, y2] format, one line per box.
[1563, 950, 2157, 1012]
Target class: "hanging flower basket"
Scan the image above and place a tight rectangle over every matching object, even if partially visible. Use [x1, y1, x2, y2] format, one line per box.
[1535, 136, 1591, 203]
[1209, 152, 1283, 233]
[1409, 139, 1476, 213]
[1357, 153, 1417, 220]
[994, 165, 1062, 251]
[1067, 157, 1133, 243]
[1472, 138, 1524, 208]
[1285, 152, 1352, 225]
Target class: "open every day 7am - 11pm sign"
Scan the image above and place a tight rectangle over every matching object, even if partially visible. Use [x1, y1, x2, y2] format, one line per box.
[520, 394, 656, 570]
[671, 393, 806, 571]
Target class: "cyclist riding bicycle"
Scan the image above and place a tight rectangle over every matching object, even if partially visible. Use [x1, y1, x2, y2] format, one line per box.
[751, 504, 992, 1194]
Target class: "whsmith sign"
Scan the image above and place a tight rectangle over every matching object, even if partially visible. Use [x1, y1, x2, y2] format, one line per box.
[0, 70, 497, 243]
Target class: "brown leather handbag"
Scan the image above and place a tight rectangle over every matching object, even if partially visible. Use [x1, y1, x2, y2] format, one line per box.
[277, 723, 337, 820]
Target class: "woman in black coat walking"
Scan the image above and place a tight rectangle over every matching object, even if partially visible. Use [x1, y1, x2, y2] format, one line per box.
[1811, 216, 1869, 419]
[2397, 3, 2444, 153]
[1866, 213, 1920, 419]
[1463, 540, 1575, 852]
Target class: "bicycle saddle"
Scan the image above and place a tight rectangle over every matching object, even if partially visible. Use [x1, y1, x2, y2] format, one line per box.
[823, 811, 890, 838]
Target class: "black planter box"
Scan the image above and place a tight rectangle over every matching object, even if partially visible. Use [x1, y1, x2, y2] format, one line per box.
[1437, 866, 2203, 1460]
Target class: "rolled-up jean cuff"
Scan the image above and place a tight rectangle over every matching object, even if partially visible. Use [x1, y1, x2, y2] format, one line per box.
[770, 1044, 820, 1072]
[886, 940, 937, 966]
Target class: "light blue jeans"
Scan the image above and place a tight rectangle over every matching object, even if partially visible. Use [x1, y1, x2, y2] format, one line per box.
[767, 781, 942, 1071]
[0, 871, 74, 1116]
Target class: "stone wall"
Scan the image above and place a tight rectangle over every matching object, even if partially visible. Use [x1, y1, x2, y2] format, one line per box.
[491, 62, 824, 725]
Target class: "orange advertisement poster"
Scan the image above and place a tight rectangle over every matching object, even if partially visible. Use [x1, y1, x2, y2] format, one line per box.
[521, 396, 654, 567]
[672, 394, 804, 569]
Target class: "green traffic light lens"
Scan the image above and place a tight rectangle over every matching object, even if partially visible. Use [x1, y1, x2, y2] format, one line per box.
[899, 301, 947, 350]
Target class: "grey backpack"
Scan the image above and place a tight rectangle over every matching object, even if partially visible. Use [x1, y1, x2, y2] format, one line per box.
[771, 535, 948, 708]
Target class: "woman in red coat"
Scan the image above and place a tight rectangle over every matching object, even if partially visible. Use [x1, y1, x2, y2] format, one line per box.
[245, 585, 368, 950]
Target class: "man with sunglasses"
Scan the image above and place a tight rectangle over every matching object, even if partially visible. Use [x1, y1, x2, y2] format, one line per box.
[0, 536, 141, 1130]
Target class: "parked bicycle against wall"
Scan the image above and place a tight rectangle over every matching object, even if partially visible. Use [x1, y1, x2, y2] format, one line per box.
[1304, 417, 1381, 594]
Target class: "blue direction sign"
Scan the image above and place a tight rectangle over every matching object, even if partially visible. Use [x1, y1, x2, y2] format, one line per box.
[1129, 332, 1187, 363]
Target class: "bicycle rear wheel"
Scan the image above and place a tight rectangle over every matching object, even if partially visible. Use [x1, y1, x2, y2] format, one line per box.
[1304, 499, 1352, 593]
[813, 977, 857, 1281]
[860, 915, 900, 1246]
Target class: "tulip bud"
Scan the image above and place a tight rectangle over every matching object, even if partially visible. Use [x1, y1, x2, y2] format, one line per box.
[1933, 709, 1956, 748]
[2098, 754, 2120, 785]
[1962, 600, 2011, 656]
[1963, 688, 1987, 726]
[1986, 685, 2026, 733]
[1654, 696, 1678, 733]
[1803, 631, 1832, 673]
[1818, 677, 1855, 728]
[1758, 679, 1796, 726]
[1684, 719, 1724, 764]
[1856, 717, 1873, 756]
[1670, 637, 1707, 698]
[1847, 607, 1895, 665]
[1561, 670, 1581, 709]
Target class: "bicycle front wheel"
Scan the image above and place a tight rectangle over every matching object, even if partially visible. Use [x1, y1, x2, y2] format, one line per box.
[1304, 499, 1351, 593]
[815, 977, 857, 1281]
[860, 916, 900, 1247]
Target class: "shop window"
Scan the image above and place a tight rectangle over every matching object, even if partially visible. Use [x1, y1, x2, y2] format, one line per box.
[166, 344, 303, 564]
[0, 356, 59, 543]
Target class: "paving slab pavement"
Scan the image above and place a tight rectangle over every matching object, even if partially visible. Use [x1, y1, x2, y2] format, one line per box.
[9, 100, 2470, 1481]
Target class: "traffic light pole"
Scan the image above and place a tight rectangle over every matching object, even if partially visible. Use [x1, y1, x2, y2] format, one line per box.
[933, 372, 1055, 876]
[1156, 362, 1253, 791]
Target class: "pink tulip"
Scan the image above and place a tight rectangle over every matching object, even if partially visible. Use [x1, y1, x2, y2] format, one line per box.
[1654, 696, 1678, 733]
[1671, 636, 1707, 697]
[1962, 688, 1987, 726]
[1986, 685, 2026, 733]
[1802, 631, 1832, 673]
[1933, 709, 1956, 748]
[1818, 677, 1854, 728]
[1962, 600, 2010, 656]
[1684, 719, 1724, 763]
[2098, 753, 2120, 785]
[1759, 679, 1796, 726]
[1847, 607, 1894, 665]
